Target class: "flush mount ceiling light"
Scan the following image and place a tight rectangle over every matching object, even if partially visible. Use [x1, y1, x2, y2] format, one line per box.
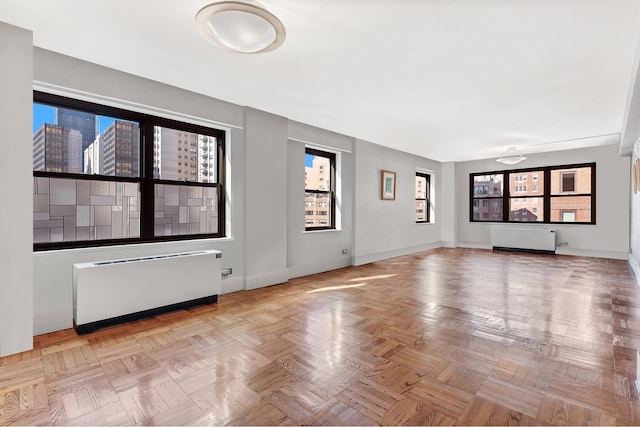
[496, 147, 527, 164]
[195, 1, 286, 54]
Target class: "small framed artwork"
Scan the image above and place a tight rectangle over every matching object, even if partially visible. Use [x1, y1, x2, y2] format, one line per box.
[381, 170, 396, 200]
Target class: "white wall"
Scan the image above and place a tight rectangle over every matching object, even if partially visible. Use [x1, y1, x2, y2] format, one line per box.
[629, 140, 640, 281]
[440, 162, 456, 247]
[243, 107, 288, 289]
[32, 48, 248, 334]
[3, 29, 634, 355]
[456, 144, 630, 259]
[286, 121, 354, 278]
[353, 139, 442, 265]
[0, 22, 33, 356]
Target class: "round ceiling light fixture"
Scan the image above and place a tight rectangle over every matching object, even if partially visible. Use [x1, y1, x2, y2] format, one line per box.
[496, 147, 527, 164]
[195, 1, 286, 54]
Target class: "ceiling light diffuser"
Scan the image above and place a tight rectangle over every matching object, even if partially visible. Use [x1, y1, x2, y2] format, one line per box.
[496, 147, 527, 164]
[195, 1, 286, 54]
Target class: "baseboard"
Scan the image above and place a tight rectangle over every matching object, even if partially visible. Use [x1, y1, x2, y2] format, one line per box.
[555, 247, 628, 260]
[456, 241, 492, 250]
[441, 240, 457, 248]
[220, 276, 244, 295]
[245, 269, 289, 291]
[34, 308, 73, 335]
[353, 241, 442, 266]
[288, 257, 352, 280]
[629, 255, 640, 288]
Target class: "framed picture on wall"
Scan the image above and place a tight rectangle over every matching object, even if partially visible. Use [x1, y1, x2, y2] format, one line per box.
[381, 170, 396, 200]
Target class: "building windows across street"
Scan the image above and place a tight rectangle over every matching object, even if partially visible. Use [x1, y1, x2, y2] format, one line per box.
[469, 163, 595, 224]
[304, 147, 335, 230]
[33, 91, 225, 250]
[415, 172, 431, 223]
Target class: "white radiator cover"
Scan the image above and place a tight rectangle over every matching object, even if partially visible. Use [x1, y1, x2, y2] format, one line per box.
[72, 250, 221, 330]
[491, 227, 556, 252]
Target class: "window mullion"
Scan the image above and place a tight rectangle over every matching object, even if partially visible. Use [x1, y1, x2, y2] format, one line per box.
[541, 169, 549, 222]
[140, 121, 155, 240]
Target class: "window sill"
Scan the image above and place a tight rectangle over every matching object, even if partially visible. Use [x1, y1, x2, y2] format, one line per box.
[303, 228, 342, 234]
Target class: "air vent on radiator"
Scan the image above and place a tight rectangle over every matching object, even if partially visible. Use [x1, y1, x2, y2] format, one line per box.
[72, 249, 222, 334]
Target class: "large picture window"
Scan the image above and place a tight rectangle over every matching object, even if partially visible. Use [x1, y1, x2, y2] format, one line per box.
[469, 163, 595, 224]
[304, 148, 335, 230]
[33, 91, 225, 250]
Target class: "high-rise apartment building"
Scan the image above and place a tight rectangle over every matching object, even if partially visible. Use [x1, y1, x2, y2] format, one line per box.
[33, 123, 83, 173]
[304, 156, 331, 226]
[55, 108, 98, 156]
[102, 120, 139, 177]
[83, 135, 104, 175]
[153, 127, 217, 183]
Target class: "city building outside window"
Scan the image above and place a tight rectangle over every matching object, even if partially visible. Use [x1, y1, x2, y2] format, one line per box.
[469, 163, 595, 224]
[33, 91, 225, 250]
[304, 147, 335, 230]
[415, 172, 431, 223]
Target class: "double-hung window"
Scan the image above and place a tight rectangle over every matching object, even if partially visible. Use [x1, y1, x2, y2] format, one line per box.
[415, 172, 431, 223]
[33, 91, 225, 250]
[304, 148, 335, 230]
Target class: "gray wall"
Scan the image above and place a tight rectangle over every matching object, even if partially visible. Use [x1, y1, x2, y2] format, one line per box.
[0, 22, 33, 356]
[629, 141, 640, 278]
[353, 139, 443, 265]
[1, 24, 635, 355]
[287, 122, 354, 278]
[455, 144, 630, 259]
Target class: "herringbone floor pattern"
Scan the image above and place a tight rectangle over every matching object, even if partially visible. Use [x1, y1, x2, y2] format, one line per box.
[1, 248, 640, 425]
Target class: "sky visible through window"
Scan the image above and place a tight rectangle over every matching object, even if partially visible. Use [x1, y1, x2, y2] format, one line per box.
[32, 103, 115, 134]
[305, 153, 314, 168]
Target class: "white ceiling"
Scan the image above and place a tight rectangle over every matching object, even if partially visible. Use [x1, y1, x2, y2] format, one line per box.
[2, 0, 640, 162]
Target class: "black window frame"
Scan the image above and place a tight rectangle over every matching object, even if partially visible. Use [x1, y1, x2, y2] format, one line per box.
[33, 91, 226, 251]
[304, 147, 336, 231]
[415, 172, 431, 224]
[469, 162, 595, 225]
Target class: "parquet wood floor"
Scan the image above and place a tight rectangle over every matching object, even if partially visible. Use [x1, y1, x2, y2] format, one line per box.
[2, 248, 640, 425]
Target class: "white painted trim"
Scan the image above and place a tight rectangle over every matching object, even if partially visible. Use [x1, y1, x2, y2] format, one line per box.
[555, 248, 628, 260]
[289, 137, 353, 153]
[34, 309, 72, 335]
[287, 257, 352, 280]
[33, 81, 240, 132]
[220, 276, 244, 295]
[245, 269, 289, 291]
[456, 241, 493, 250]
[353, 241, 442, 266]
[629, 255, 640, 287]
[416, 167, 435, 174]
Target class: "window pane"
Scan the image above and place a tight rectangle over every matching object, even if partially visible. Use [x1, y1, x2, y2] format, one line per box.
[33, 177, 141, 243]
[550, 196, 591, 222]
[305, 154, 330, 191]
[473, 174, 503, 197]
[415, 175, 427, 199]
[509, 171, 543, 196]
[509, 197, 544, 222]
[472, 198, 503, 221]
[33, 103, 140, 177]
[154, 184, 218, 236]
[305, 192, 332, 226]
[153, 126, 218, 183]
[551, 167, 590, 194]
[415, 200, 427, 222]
